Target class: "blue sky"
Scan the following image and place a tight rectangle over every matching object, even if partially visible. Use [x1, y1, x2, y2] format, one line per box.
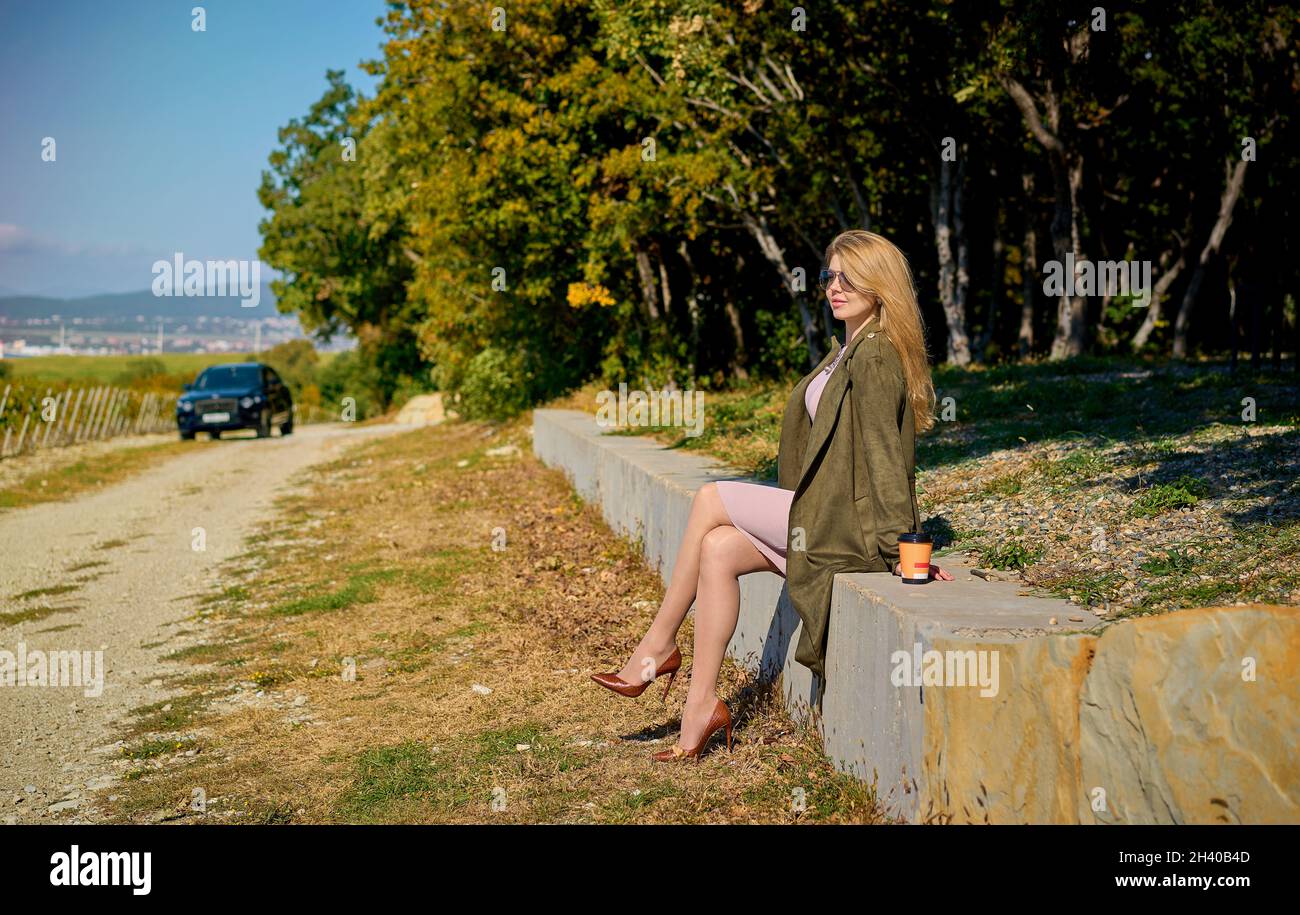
[0, 0, 386, 297]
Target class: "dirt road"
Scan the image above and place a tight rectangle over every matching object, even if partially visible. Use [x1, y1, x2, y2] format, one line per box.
[0, 422, 404, 822]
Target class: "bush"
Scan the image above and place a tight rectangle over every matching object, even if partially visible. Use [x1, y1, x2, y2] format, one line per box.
[1128, 475, 1210, 517]
[318, 349, 385, 420]
[112, 357, 184, 391]
[261, 339, 320, 398]
[456, 346, 532, 421]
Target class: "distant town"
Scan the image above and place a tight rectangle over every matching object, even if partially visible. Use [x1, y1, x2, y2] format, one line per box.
[0, 314, 322, 358]
[0, 287, 353, 357]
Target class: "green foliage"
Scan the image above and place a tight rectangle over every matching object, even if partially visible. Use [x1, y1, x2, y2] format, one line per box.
[109, 357, 182, 391]
[454, 347, 534, 422]
[1129, 475, 1211, 518]
[1138, 547, 1200, 577]
[1035, 451, 1110, 486]
[979, 539, 1044, 571]
[257, 70, 417, 412]
[256, 0, 1298, 414]
[318, 349, 386, 421]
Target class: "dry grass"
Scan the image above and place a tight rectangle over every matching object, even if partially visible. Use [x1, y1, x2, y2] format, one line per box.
[100, 417, 888, 824]
[0, 438, 206, 510]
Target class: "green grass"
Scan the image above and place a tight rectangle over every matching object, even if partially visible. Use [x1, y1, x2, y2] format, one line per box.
[1047, 571, 1126, 608]
[980, 473, 1024, 498]
[1128, 475, 1210, 518]
[128, 694, 211, 735]
[335, 740, 460, 821]
[2, 353, 249, 385]
[597, 779, 683, 822]
[0, 441, 200, 510]
[164, 639, 245, 662]
[334, 723, 592, 823]
[199, 585, 251, 608]
[66, 560, 108, 573]
[563, 357, 1298, 486]
[0, 603, 80, 625]
[265, 569, 401, 617]
[121, 737, 196, 760]
[1034, 450, 1110, 486]
[1138, 546, 1200, 576]
[1123, 523, 1300, 616]
[978, 540, 1044, 571]
[11, 583, 80, 600]
[239, 800, 297, 824]
[472, 724, 583, 772]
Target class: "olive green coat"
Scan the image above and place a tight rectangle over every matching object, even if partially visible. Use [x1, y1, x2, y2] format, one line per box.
[776, 313, 921, 696]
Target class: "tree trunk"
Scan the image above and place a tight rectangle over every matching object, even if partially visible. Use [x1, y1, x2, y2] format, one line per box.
[1048, 156, 1087, 359]
[656, 247, 673, 317]
[1271, 274, 1283, 370]
[954, 151, 972, 356]
[976, 174, 1002, 361]
[1018, 173, 1037, 357]
[723, 301, 750, 381]
[737, 205, 821, 368]
[1228, 272, 1239, 374]
[1249, 279, 1261, 372]
[677, 240, 703, 378]
[997, 74, 1086, 359]
[929, 158, 972, 365]
[634, 247, 662, 322]
[1172, 158, 1249, 359]
[1131, 211, 1194, 350]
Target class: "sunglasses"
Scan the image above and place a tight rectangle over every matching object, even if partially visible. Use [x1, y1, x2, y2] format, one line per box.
[818, 268, 859, 293]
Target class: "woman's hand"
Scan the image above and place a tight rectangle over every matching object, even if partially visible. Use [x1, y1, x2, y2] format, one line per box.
[893, 562, 954, 581]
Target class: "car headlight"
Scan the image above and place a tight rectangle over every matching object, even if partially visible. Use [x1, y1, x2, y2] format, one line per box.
[240, 396, 255, 409]
[179, 401, 194, 412]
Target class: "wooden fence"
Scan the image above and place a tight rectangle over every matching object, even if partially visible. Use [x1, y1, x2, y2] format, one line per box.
[0, 383, 178, 460]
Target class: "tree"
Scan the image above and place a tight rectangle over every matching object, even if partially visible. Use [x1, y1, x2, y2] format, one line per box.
[257, 70, 419, 407]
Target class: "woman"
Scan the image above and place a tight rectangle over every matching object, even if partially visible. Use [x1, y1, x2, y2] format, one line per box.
[591, 230, 952, 762]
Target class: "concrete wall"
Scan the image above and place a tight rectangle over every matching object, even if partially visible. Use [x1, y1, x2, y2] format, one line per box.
[533, 408, 1299, 824]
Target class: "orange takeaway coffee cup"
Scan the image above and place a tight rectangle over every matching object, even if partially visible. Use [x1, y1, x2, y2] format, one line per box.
[897, 533, 933, 585]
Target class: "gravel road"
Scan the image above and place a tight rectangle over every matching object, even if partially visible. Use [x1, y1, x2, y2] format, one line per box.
[0, 422, 404, 822]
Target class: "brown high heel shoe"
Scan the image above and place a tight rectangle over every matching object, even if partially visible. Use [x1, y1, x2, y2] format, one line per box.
[652, 699, 732, 762]
[590, 645, 682, 701]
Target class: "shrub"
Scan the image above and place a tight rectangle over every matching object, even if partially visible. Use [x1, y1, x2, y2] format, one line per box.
[318, 349, 384, 420]
[456, 346, 532, 421]
[1129, 475, 1209, 518]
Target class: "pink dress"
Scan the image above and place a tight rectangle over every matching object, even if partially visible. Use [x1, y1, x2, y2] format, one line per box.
[716, 343, 848, 576]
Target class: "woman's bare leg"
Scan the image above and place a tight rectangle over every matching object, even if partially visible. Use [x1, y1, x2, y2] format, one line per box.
[614, 481, 731, 684]
[676, 526, 777, 748]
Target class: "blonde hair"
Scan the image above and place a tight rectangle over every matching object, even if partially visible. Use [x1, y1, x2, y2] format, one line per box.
[825, 230, 936, 433]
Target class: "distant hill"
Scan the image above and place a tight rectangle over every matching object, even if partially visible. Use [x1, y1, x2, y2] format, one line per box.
[0, 285, 279, 320]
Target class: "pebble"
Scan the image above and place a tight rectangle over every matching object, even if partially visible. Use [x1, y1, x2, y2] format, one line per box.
[471, 684, 492, 695]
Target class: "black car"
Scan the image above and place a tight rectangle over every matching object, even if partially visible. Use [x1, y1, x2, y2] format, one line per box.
[177, 362, 294, 440]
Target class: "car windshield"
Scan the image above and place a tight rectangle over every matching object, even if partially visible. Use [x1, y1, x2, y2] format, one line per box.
[194, 365, 261, 390]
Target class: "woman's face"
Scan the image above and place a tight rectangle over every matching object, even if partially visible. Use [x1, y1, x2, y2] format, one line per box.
[825, 252, 876, 323]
